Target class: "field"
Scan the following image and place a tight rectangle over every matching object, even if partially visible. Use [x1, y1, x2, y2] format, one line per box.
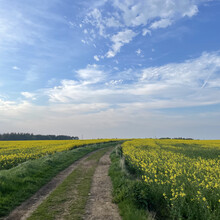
[0, 140, 118, 217]
[119, 139, 220, 219]
[0, 139, 114, 170]
[0, 139, 219, 219]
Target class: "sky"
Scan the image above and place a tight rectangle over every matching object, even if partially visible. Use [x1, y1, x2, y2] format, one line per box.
[0, 0, 220, 139]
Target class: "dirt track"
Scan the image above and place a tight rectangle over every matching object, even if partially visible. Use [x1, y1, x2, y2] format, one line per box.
[4, 148, 121, 220]
[4, 150, 101, 220]
[84, 151, 121, 220]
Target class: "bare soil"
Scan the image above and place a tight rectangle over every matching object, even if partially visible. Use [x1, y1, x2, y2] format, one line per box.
[84, 151, 121, 220]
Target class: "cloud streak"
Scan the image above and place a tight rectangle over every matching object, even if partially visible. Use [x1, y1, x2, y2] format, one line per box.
[0, 0, 219, 139]
[82, 0, 210, 58]
[1, 51, 220, 139]
[47, 51, 220, 108]
[106, 29, 137, 58]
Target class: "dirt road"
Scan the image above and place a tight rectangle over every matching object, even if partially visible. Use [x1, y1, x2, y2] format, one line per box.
[84, 150, 121, 220]
[5, 147, 121, 220]
[4, 149, 102, 220]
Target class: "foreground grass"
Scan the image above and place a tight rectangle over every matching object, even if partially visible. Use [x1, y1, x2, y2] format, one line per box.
[0, 142, 117, 217]
[28, 147, 113, 220]
[109, 146, 152, 220]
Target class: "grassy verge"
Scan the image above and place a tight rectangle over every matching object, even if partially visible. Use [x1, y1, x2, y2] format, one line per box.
[28, 147, 112, 220]
[0, 142, 117, 217]
[109, 146, 154, 220]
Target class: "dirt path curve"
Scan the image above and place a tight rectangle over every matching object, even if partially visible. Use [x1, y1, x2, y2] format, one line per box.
[84, 150, 121, 220]
[4, 149, 102, 220]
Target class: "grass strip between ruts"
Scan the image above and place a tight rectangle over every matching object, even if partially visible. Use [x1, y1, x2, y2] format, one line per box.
[0, 142, 118, 217]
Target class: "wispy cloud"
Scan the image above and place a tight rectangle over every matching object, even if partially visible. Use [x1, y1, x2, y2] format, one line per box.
[82, 0, 210, 58]
[0, 0, 219, 139]
[1, 51, 220, 138]
[136, 49, 141, 55]
[47, 51, 220, 108]
[76, 64, 105, 84]
[150, 18, 173, 29]
[142, 28, 151, 36]
[112, 0, 200, 27]
[21, 92, 36, 100]
[106, 29, 137, 58]
[12, 66, 21, 70]
[94, 55, 100, 61]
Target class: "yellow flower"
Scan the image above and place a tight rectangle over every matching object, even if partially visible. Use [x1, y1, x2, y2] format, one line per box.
[180, 192, 186, 197]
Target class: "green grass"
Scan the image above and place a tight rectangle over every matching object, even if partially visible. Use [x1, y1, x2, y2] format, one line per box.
[28, 147, 113, 220]
[109, 146, 152, 220]
[0, 142, 118, 217]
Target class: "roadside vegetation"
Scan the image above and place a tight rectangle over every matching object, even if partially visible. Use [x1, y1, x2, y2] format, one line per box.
[0, 141, 117, 217]
[109, 146, 152, 220]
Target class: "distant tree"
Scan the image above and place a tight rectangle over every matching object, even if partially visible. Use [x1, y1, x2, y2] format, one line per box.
[172, 137, 194, 140]
[0, 133, 79, 141]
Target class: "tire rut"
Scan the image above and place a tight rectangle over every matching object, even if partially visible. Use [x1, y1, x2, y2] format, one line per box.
[84, 151, 121, 220]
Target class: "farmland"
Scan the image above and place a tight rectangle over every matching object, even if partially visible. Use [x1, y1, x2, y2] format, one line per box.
[112, 139, 220, 219]
[0, 139, 220, 219]
[0, 139, 114, 170]
[0, 140, 119, 217]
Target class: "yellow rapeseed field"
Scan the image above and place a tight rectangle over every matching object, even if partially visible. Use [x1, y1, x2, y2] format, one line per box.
[0, 139, 113, 170]
[122, 139, 220, 218]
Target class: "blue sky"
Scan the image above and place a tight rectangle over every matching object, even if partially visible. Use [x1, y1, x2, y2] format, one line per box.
[0, 0, 220, 139]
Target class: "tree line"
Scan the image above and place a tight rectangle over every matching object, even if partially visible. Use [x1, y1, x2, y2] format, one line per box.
[159, 137, 194, 140]
[0, 133, 79, 141]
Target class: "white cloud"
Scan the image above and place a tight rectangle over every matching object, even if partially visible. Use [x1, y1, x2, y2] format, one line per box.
[140, 52, 220, 88]
[83, 0, 208, 58]
[12, 66, 20, 70]
[112, 0, 202, 27]
[142, 28, 151, 36]
[47, 51, 220, 107]
[81, 39, 87, 44]
[94, 55, 100, 61]
[47, 64, 107, 102]
[105, 16, 122, 28]
[106, 29, 137, 58]
[76, 64, 105, 84]
[182, 5, 199, 17]
[105, 79, 123, 86]
[136, 48, 141, 55]
[0, 98, 34, 119]
[1, 99, 219, 139]
[150, 18, 173, 29]
[85, 8, 107, 37]
[21, 92, 36, 100]
[1, 51, 220, 139]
